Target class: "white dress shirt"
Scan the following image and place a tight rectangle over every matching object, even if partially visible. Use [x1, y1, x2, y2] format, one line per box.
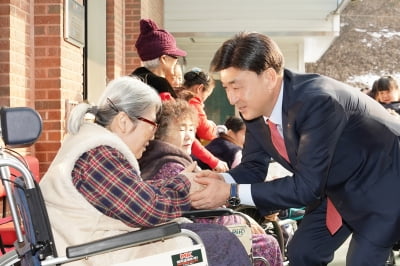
[222, 82, 285, 206]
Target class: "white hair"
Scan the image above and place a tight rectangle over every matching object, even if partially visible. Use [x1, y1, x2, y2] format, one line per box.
[68, 76, 161, 134]
[142, 58, 160, 70]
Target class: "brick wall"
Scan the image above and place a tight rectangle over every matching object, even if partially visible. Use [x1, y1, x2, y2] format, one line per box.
[2, 0, 164, 177]
[0, 0, 35, 157]
[0, 0, 35, 108]
[34, 0, 84, 174]
[124, 0, 142, 75]
[106, 0, 125, 81]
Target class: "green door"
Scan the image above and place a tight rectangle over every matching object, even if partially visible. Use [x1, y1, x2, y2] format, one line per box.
[204, 80, 235, 125]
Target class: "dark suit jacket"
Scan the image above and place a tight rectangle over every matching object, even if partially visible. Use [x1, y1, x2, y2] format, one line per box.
[230, 69, 400, 246]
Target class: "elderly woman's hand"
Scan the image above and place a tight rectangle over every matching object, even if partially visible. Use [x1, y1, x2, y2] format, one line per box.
[182, 162, 199, 173]
[213, 160, 229, 172]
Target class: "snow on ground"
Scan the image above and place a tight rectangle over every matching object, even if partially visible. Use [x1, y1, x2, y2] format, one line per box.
[347, 73, 400, 89]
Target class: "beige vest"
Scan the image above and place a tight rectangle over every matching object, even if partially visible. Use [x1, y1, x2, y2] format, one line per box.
[40, 123, 191, 265]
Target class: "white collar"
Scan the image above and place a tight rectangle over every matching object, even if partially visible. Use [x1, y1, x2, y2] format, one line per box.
[264, 81, 284, 127]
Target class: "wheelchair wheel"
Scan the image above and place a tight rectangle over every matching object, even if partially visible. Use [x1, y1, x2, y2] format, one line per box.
[263, 220, 286, 258]
[234, 206, 286, 259]
[234, 205, 265, 225]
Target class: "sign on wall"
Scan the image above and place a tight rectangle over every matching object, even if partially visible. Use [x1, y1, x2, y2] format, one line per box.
[64, 0, 85, 47]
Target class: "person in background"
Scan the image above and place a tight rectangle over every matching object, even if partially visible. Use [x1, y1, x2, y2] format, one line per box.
[366, 79, 379, 100]
[176, 68, 229, 172]
[182, 68, 218, 141]
[196, 116, 246, 170]
[375, 75, 400, 115]
[139, 99, 283, 266]
[139, 99, 199, 181]
[376, 75, 399, 104]
[130, 20, 225, 173]
[40, 76, 251, 266]
[131, 18, 185, 101]
[190, 32, 400, 266]
[166, 62, 184, 89]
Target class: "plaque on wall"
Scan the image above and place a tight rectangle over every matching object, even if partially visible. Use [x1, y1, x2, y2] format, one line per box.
[64, 0, 85, 47]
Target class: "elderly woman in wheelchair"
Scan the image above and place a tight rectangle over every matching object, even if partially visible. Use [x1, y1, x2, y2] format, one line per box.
[33, 76, 251, 265]
[138, 98, 283, 266]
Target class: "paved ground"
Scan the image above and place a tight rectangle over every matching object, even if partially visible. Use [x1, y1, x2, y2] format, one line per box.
[267, 163, 400, 265]
[329, 236, 350, 265]
[329, 237, 399, 265]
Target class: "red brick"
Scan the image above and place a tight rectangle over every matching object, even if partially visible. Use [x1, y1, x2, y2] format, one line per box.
[41, 121, 62, 132]
[48, 25, 60, 35]
[35, 100, 61, 110]
[47, 68, 60, 77]
[47, 109, 60, 119]
[35, 142, 61, 153]
[34, 26, 46, 35]
[35, 90, 47, 99]
[35, 15, 60, 25]
[0, 5, 10, 15]
[34, 47, 46, 56]
[34, 5, 46, 15]
[47, 131, 61, 141]
[47, 47, 60, 56]
[35, 0, 61, 4]
[35, 58, 60, 68]
[35, 36, 60, 46]
[47, 5, 60, 14]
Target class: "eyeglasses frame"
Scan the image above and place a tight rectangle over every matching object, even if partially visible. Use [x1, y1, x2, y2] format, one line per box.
[106, 97, 158, 131]
[135, 116, 159, 131]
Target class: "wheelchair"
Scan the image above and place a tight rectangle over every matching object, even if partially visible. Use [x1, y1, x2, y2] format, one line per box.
[0, 107, 208, 266]
[182, 208, 271, 266]
[235, 205, 303, 266]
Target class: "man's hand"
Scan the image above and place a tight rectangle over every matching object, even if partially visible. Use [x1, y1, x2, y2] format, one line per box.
[190, 177, 230, 209]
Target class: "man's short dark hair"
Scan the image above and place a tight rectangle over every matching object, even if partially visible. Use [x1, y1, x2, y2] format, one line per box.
[210, 32, 284, 75]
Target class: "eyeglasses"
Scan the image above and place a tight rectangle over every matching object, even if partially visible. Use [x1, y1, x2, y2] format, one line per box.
[135, 116, 159, 131]
[166, 54, 178, 59]
[106, 98, 158, 131]
[107, 98, 120, 113]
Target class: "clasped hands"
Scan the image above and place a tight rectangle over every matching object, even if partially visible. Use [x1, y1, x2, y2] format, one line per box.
[182, 163, 231, 210]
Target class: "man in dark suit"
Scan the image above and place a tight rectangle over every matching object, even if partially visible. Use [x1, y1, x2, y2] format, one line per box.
[189, 32, 400, 265]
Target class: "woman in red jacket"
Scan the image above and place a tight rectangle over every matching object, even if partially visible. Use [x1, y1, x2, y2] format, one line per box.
[184, 69, 217, 140]
[177, 68, 229, 172]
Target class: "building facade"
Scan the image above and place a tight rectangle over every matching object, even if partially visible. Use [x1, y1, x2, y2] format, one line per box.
[2, 0, 360, 176]
[1, 0, 164, 175]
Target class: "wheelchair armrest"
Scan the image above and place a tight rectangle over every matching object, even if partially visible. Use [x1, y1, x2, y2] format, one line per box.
[181, 208, 235, 219]
[66, 222, 181, 259]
